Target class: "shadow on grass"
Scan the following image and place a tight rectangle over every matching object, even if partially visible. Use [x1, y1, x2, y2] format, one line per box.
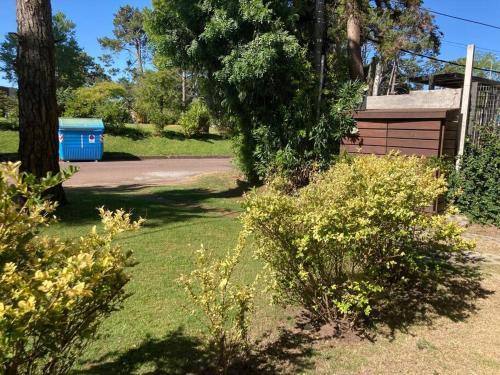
[102, 152, 142, 161]
[160, 129, 226, 143]
[107, 126, 149, 140]
[74, 326, 315, 375]
[58, 181, 252, 228]
[368, 250, 494, 341]
[0, 152, 17, 162]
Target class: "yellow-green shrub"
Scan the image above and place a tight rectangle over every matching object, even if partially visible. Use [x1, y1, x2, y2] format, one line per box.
[242, 153, 474, 327]
[0, 162, 144, 374]
[179, 99, 210, 137]
[178, 237, 254, 373]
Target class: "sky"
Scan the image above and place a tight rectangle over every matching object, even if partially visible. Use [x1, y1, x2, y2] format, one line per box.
[1, 0, 500, 87]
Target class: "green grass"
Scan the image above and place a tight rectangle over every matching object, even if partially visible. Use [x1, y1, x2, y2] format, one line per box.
[51, 174, 265, 374]
[22, 171, 500, 374]
[0, 122, 233, 158]
[0, 118, 17, 155]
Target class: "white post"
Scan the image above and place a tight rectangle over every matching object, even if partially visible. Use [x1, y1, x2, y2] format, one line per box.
[456, 44, 475, 170]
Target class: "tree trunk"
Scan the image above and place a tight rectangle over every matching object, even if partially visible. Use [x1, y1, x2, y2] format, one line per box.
[346, 0, 364, 81]
[366, 56, 378, 96]
[181, 70, 186, 108]
[313, 0, 326, 113]
[372, 58, 383, 96]
[386, 58, 398, 95]
[16, 0, 65, 203]
[135, 40, 144, 74]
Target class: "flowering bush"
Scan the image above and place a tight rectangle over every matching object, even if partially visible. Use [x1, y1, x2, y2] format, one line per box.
[0, 162, 144, 374]
[178, 236, 254, 373]
[242, 153, 474, 328]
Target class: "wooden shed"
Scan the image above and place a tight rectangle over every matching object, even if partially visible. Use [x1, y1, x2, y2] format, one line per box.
[341, 109, 460, 158]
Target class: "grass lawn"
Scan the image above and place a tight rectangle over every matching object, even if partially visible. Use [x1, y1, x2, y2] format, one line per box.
[0, 121, 233, 158]
[48, 172, 500, 375]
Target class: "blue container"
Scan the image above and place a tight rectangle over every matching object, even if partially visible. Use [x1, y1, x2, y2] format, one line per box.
[58, 118, 104, 161]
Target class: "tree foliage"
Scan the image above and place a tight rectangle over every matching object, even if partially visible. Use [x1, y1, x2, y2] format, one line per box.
[99, 5, 149, 76]
[64, 81, 131, 130]
[0, 12, 106, 89]
[439, 52, 500, 81]
[133, 69, 182, 130]
[0, 162, 144, 374]
[148, 0, 366, 182]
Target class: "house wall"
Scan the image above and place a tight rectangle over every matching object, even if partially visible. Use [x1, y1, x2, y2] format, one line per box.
[341, 109, 460, 158]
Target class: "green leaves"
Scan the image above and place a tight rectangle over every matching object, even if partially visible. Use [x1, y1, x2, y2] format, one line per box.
[449, 124, 500, 226]
[243, 154, 474, 328]
[0, 162, 143, 374]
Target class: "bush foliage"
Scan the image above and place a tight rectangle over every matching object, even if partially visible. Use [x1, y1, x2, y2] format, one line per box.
[243, 153, 474, 328]
[64, 81, 131, 130]
[0, 91, 18, 123]
[0, 162, 144, 374]
[178, 238, 254, 372]
[179, 99, 210, 138]
[449, 124, 500, 226]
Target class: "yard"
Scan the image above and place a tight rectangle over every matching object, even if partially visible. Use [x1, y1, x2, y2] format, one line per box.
[0, 121, 233, 159]
[44, 171, 500, 375]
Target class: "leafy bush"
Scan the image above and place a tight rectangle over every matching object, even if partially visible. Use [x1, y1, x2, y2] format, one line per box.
[0, 91, 18, 124]
[0, 162, 144, 374]
[179, 99, 210, 137]
[243, 153, 473, 328]
[133, 69, 183, 133]
[449, 124, 500, 226]
[64, 81, 131, 131]
[178, 238, 254, 372]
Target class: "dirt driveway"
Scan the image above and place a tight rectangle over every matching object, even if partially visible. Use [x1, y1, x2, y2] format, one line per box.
[61, 158, 234, 188]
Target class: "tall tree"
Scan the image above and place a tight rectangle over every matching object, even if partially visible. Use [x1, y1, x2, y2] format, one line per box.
[98, 5, 148, 76]
[0, 12, 106, 88]
[16, 0, 65, 202]
[346, 0, 364, 80]
[336, 0, 440, 85]
[147, 0, 366, 182]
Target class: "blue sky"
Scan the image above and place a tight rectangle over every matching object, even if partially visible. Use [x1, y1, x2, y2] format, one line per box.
[1, 0, 500, 87]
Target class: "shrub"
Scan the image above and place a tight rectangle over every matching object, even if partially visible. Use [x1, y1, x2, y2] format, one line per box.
[449, 123, 500, 226]
[0, 91, 18, 125]
[179, 99, 210, 137]
[0, 162, 144, 374]
[64, 81, 131, 131]
[242, 153, 474, 328]
[178, 238, 254, 373]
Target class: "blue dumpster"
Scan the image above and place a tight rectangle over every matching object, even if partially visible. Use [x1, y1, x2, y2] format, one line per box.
[58, 118, 104, 161]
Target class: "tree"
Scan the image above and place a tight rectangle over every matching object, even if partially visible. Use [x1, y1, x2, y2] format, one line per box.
[345, 0, 364, 81]
[0, 12, 106, 89]
[439, 52, 500, 81]
[99, 5, 149, 76]
[149, 0, 370, 182]
[133, 69, 183, 131]
[16, 0, 65, 203]
[334, 0, 440, 86]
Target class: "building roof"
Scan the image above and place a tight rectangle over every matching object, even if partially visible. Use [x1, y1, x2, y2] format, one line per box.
[59, 118, 105, 130]
[410, 73, 500, 88]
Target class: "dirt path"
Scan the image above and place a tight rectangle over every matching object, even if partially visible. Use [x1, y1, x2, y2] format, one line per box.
[61, 158, 234, 188]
